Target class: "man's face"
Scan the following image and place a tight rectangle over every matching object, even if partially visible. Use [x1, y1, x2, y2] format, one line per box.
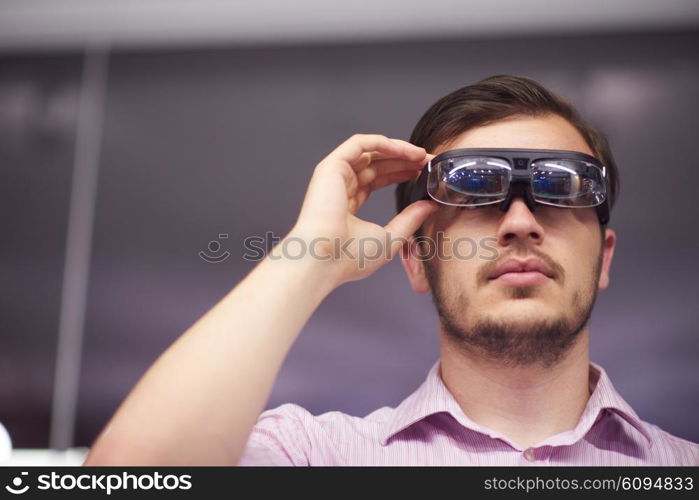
[402, 113, 616, 367]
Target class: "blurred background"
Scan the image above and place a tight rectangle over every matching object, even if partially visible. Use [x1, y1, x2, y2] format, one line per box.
[1, 0, 698, 457]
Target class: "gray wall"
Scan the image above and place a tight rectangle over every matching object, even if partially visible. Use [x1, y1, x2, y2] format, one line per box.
[1, 29, 697, 448]
[0, 54, 80, 446]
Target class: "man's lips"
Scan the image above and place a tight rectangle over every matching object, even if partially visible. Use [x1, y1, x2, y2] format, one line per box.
[488, 258, 555, 286]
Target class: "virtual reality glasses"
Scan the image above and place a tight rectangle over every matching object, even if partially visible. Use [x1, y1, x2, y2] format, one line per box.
[408, 148, 610, 225]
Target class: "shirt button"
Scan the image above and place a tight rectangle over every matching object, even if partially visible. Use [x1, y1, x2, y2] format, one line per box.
[523, 448, 536, 462]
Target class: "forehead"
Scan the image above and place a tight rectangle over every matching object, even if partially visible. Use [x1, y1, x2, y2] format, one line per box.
[436, 113, 595, 156]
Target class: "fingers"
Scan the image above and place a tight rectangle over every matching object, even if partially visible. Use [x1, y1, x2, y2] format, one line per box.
[354, 157, 424, 188]
[331, 134, 427, 170]
[383, 200, 439, 258]
[355, 151, 434, 187]
[349, 169, 419, 214]
[348, 152, 426, 214]
[307, 134, 430, 219]
[366, 169, 420, 191]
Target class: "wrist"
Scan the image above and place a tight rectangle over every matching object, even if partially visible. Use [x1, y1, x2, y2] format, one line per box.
[263, 229, 345, 296]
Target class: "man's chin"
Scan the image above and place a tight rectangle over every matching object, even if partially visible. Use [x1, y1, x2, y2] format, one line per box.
[443, 313, 586, 368]
[484, 318, 552, 332]
[479, 305, 562, 327]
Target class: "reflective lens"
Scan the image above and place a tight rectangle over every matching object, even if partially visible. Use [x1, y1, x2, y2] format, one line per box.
[426, 155, 606, 209]
[530, 160, 606, 207]
[427, 156, 511, 206]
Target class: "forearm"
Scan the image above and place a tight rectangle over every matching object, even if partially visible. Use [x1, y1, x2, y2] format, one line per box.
[84, 239, 339, 465]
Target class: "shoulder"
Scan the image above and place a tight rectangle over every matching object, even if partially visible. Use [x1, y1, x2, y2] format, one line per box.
[238, 403, 395, 466]
[255, 402, 395, 438]
[642, 421, 699, 465]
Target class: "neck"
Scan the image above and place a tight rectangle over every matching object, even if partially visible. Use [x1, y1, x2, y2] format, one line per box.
[439, 328, 591, 450]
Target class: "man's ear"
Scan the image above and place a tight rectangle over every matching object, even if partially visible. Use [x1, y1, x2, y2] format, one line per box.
[598, 228, 617, 290]
[400, 237, 431, 293]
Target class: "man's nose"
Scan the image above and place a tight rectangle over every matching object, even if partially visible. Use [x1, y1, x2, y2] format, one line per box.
[496, 196, 545, 247]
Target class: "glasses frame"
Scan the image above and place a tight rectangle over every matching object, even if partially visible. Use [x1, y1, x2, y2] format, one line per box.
[408, 148, 610, 225]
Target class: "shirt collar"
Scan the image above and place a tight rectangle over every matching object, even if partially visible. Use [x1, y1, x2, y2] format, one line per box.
[582, 361, 653, 445]
[379, 359, 652, 448]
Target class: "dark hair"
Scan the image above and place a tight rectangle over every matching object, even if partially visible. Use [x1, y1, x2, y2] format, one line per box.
[395, 75, 619, 228]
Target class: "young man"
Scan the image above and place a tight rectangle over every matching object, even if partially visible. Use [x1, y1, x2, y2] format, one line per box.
[85, 75, 698, 465]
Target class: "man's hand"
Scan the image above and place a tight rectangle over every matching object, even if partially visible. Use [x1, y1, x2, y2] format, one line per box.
[289, 134, 438, 285]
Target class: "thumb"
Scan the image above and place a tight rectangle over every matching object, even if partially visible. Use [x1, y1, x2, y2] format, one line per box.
[383, 200, 439, 258]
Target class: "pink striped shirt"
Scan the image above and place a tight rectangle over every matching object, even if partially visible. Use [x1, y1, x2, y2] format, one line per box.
[238, 361, 698, 465]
